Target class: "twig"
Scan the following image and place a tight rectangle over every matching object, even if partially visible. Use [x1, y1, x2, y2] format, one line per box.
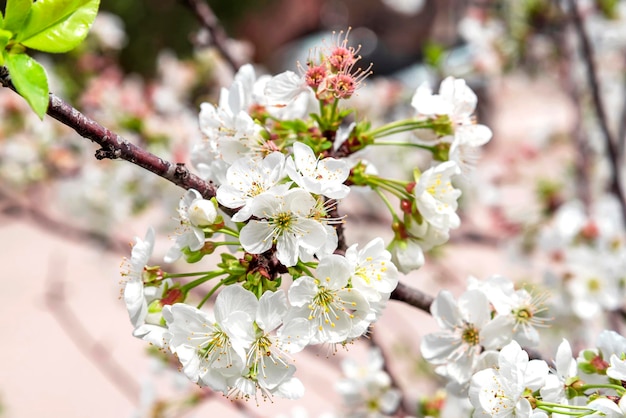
[0, 70, 218, 203]
[569, 0, 626, 221]
[181, 0, 241, 72]
[552, 16, 592, 210]
[0, 185, 130, 254]
[368, 331, 409, 416]
[390, 282, 434, 313]
[44, 257, 141, 404]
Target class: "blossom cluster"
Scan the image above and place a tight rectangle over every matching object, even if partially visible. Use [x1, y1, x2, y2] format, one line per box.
[119, 32, 494, 403]
[421, 275, 549, 395]
[467, 332, 626, 418]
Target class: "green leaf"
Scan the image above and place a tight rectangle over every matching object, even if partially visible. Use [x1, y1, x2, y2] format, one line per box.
[0, 29, 12, 53]
[4, 50, 49, 119]
[16, 0, 100, 53]
[3, 0, 32, 33]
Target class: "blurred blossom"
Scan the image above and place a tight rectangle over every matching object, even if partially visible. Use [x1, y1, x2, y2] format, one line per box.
[381, 0, 425, 15]
[91, 12, 127, 50]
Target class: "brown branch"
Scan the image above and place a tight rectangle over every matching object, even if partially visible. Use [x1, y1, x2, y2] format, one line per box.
[569, 0, 626, 221]
[368, 331, 409, 417]
[181, 0, 241, 72]
[390, 282, 433, 313]
[0, 69, 218, 202]
[0, 185, 130, 255]
[44, 258, 141, 404]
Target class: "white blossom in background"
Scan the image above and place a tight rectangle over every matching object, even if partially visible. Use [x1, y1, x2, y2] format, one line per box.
[91, 12, 127, 50]
[564, 247, 621, 320]
[469, 341, 549, 418]
[335, 347, 402, 417]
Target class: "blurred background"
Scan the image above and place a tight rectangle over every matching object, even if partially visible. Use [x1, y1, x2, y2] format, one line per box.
[1, 0, 626, 416]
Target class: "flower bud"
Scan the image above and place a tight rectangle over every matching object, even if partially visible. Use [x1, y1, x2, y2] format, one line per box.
[188, 199, 217, 227]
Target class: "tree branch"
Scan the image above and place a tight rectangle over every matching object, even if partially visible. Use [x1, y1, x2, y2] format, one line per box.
[181, 0, 241, 72]
[0, 68, 218, 202]
[0, 185, 130, 255]
[44, 258, 141, 404]
[569, 0, 626, 221]
[390, 282, 433, 313]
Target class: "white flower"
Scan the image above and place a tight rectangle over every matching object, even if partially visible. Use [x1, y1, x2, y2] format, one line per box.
[263, 71, 317, 120]
[335, 347, 402, 416]
[387, 237, 425, 274]
[469, 341, 549, 418]
[235, 290, 311, 399]
[414, 161, 462, 231]
[540, 339, 579, 405]
[286, 142, 350, 199]
[586, 397, 626, 418]
[472, 275, 549, 347]
[163, 286, 258, 392]
[406, 216, 451, 251]
[565, 247, 620, 320]
[239, 188, 327, 267]
[288, 254, 371, 344]
[188, 198, 217, 227]
[122, 227, 170, 347]
[607, 354, 626, 381]
[216, 152, 289, 222]
[345, 237, 399, 303]
[411, 77, 492, 173]
[123, 227, 155, 328]
[164, 189, 214, 262]
[421, 289, 511, 386]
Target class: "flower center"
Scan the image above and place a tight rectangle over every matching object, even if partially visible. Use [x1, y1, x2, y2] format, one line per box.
[272, 211, 294, 232]
[461, 324, 480, 346]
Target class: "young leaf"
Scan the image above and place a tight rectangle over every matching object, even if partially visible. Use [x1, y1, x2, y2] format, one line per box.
[3, 0, 32, 33]
[16, 0, 100, 53]
[0, 30, 11, 65]
[4, 50, 49, 119]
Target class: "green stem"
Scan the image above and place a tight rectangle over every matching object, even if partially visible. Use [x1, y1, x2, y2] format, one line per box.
[372, 187, 400, 223]
[535, 402, 593, 417]
[180, 270, 226, 293]
[296, 261, 316, 278]
[217, 227, 240, 238]
[197, 279, 228, 308]
[366, 119, 432, 138]
[164, 271, 217, 279]
[370, 141, 436, 152]
[214, 241, 241, 247]
[365, 175, 411, 198]
[579, 383, 626, 393]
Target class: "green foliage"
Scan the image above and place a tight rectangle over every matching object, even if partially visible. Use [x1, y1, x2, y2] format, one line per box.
[1, 0, 100, 118]
[3, 0, 30, 33]
[3, 50, 48, 118]
[17, 0, 100, 53]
